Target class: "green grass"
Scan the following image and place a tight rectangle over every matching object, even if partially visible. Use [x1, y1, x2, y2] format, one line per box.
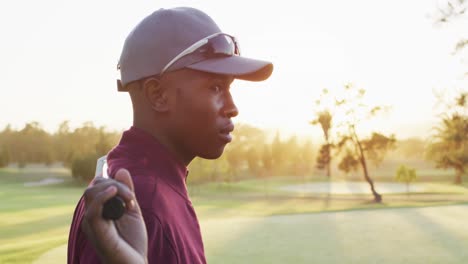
[2, 166, 468, 263]
[202, 205, 468, 264]
[0, 167, 83, 264]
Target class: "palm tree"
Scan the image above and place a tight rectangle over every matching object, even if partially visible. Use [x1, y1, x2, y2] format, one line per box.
[427, 113, 468, 184]
[311, 110, 332, 177]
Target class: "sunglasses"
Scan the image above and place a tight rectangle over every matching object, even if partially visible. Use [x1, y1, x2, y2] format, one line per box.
[161, 32, 241, 75]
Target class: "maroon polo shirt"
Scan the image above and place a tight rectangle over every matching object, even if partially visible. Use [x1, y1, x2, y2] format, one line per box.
[67, 126, 206, 264]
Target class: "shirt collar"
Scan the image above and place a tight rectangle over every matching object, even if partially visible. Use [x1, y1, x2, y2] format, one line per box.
[109, 126, 189, 198]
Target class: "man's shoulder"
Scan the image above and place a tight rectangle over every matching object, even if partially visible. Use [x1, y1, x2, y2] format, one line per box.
[133, 175, 182, 215]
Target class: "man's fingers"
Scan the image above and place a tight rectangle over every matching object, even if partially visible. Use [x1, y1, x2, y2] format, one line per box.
[85, 186, 118, 222]
[85, 178, 134, 205]
[114, 168, 140, 211]
[114, 169, 135, 192]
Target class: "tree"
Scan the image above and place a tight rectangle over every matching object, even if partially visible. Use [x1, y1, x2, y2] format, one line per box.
[0, 125, 13, 168]
[283, 136, 302, 176]
[14, 122, 53, 166]
[271, 131, 285, 175]
[434, 0, 467, 23]
[433, 0, 468, 75]
[395, 165, 417, 197]
[245, 146, 262, 176]
[427, 92, 468, 184]
[54, 121, 73, 166]
[393, 137, 426, 160]
[71, 153, 99, 183]
[261, 144, 273, 177]
[224, 123, 266, 180]
[187, 156, 229, 186]
[72, 124, 121, 182]
[334, 84, 396, 203]
[311, 89, 334, 177]
[316, 144, 331, 176]
[298, 141, 315, 176]
[337, 132, 395, 202]
[363, 132, 398, 168]
[0, 147, 9, 168]
[428, 1, 468, 183]
[311, 110, 333, 177]
[0, 121, 122, 177]
[95, 127, 117, 157]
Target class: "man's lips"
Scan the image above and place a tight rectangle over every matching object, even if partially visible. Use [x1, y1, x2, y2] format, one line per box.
[219, 123, 234, 143]
[220, 123, 234, 134]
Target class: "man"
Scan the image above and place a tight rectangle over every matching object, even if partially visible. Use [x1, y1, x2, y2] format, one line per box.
[68, 6, 273, 264]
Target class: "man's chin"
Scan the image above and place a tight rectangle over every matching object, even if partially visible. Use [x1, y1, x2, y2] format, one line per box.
[197, 148, 225, 160]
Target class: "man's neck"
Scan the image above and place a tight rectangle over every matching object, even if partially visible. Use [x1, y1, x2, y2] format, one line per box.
[132, 120, 194, 166]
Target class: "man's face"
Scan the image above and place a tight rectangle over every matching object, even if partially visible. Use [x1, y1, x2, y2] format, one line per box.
[165, 69, 238, 161]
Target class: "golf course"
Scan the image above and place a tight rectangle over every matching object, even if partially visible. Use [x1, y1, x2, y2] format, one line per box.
[3, 0, 468, 262]
[1, 165, 468, 264]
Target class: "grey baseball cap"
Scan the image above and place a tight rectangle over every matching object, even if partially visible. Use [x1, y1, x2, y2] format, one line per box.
[117, 7, 273, 91]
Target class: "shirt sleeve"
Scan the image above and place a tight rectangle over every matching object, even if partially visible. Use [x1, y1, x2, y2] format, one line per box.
[67, 197, 102, 264]
[143, 211, 178, 264]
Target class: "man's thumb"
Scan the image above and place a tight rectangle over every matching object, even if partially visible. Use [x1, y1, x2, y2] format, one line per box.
[114, 168, 134, 192]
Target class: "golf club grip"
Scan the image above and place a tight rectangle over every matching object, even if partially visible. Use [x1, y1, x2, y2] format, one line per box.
[95, 156, 125, 220]
[102, 196, 125, 220]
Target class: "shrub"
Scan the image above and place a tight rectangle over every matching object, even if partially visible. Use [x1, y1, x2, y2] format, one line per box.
[0, 148, 9, 168]
[71, 154, 99, 183]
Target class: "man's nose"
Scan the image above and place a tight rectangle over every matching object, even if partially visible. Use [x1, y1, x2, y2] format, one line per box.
[223, 93, 239, 118]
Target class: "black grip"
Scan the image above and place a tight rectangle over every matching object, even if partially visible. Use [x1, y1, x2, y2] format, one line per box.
[102, 196, 125, 220]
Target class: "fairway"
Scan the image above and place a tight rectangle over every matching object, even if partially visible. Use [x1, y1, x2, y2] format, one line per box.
[281, 181, 428, 194]
[32, 205, 468, 264]
[0, 167, 83, 264]
[280, 181, 468, 195]
[2, 167, 468, 264]
[202, 205, 468, 264]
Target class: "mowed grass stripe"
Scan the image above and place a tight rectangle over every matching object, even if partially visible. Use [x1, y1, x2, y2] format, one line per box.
[0, 230, 68, 264]
[0, 226, 70, 250]
[1, 212, 73, 240]
[1, 205, 75, 226]
[0, 168, 82, 264]
[201, 205, 468, 264]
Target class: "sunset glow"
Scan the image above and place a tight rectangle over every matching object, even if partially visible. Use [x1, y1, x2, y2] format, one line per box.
[1, 0, 467, 140]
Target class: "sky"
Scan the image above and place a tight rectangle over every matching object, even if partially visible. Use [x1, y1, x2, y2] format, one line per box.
[1, 0, 467, 141]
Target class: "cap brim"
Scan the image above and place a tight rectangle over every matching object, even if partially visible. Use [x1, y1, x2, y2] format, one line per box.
[186, 56, 273, 81]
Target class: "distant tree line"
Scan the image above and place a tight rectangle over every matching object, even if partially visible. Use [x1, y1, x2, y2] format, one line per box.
[0, 121, 120, 182]
[1, 86, 465, 189]
[188, 124, 316, 184]
[0, 121, 316, 184]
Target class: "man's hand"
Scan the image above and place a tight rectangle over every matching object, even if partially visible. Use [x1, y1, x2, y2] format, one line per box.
[81, 168, 148, 264]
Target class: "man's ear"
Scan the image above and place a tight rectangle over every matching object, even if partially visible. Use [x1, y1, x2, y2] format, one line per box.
[142, 78, 169, 112]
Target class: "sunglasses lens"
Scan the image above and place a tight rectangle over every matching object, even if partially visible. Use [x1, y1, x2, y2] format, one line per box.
[161, 33, 241, 75]
[199, 35, 240, 56]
